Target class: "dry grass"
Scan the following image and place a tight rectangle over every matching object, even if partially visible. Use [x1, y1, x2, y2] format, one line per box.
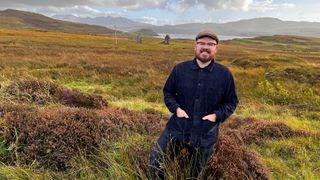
[0, 29, 319, 179]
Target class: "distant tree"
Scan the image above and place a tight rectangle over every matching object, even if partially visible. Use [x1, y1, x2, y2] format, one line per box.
[136, 33, 142, 44]
[163, 34, 171, 45]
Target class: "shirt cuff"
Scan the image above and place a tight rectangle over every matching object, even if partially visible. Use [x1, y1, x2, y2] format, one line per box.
[213, 110, 222, 123]
[169, 104, 180, 114]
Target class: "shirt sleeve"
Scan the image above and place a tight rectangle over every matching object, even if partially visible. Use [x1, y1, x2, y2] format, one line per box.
[163, 66, 180, 114]
[214, 71, 239, 123]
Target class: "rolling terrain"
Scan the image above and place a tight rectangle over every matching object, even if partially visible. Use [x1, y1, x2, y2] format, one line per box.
[0, 28, 319, 179]
[0, 9, 116, 34]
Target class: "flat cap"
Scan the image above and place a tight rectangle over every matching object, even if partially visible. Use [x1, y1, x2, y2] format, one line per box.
[195, 30, 219, 43]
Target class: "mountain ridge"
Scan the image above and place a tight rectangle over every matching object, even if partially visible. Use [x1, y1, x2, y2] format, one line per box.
[54, 14, 320, 38]
[0, 9, 116, 35]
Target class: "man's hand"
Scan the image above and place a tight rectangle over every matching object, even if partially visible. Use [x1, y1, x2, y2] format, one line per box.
[176, 107, 189, 118]
[202, 114, 217, 122]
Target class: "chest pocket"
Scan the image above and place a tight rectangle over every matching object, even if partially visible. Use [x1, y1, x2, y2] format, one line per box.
[177, 74, 195, 96]
[206, 83, 225, 107]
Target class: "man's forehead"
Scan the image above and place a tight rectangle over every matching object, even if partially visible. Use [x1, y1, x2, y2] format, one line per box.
[196, 38, 217, 43]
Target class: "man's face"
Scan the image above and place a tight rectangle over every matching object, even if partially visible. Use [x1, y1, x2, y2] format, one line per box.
[194, 37, 218, 63]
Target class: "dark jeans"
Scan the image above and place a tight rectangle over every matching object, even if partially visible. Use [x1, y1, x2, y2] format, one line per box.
[149, 128, 214, 180]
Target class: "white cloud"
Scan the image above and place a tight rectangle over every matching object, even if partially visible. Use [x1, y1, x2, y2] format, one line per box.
[0, 0, 295, 12]
[0, 0, 299, 23]
[34, 5, 119, 17]
[136, 16, 172, 25]
[249, 0, 295, 12]
[0, 0, 167, 9]
[175, 0, 253, 11]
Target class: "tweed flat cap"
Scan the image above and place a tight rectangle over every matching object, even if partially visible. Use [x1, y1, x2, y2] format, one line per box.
[195, 30, 219, 43]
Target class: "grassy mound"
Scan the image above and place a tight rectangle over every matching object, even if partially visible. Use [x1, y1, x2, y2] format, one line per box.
[265, 67, 320, 85]
[0, 103, 165, 171]
[208, 134, 269, 180]
[223, 118, 309, 144]
[3, 77, 108, 109]
[204, 118, 310, 179]
[2, 106, 104, 170]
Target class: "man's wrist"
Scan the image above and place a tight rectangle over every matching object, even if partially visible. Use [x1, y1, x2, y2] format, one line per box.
[213, 111, 220, 122]
[169, 104, 180, 114]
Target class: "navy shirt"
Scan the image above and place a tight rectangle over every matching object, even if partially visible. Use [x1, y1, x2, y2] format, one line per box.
[163, 58, 238, 147]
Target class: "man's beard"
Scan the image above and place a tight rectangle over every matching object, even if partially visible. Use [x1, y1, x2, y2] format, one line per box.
[195, 48, 213, 63]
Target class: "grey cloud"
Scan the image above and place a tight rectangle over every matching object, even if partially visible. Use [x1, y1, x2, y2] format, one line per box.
[0, 0, 289, 15]
[176, 0, 253, 11]
[0, 0, 167, 9]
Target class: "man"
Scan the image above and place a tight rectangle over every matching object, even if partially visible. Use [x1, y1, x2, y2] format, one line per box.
[149, 30, 239, 179]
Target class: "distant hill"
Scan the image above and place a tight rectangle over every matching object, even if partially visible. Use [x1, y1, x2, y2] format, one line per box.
[53, 14, 153, 31]
[0, 9, 116, 34]
[54, 15, 320, 38]
[3, 9, 319, 38]
[148, 17, 320, 38]
[134, 28, 158, 36]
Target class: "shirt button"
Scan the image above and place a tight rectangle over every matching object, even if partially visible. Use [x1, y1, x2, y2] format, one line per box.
[200, 69, 203, 72]
[198, 83, 201, 86]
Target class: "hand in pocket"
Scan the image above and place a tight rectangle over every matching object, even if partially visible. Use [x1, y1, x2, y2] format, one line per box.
[176, 107, 189, 119]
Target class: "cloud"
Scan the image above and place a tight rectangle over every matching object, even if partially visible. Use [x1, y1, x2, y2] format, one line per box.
[249, 0, 295, 12]
[175, 0, 253, 11]
[34, 5, 124, 17]
[0, 0, 297, 20]
[0, 0, 167, 9]
[0, 0, 296, 12]
[135, 16, 173, 25]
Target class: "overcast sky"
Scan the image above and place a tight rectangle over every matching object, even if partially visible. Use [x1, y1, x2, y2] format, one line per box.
[0, 0, 319, 25]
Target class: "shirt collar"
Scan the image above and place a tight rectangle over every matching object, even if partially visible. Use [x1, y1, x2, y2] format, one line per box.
[190, 58, 215, 72]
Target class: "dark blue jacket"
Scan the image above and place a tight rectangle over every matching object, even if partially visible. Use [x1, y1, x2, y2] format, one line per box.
[163, 58, 239, 147]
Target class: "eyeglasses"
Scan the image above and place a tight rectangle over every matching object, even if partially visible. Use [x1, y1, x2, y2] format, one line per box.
[196, 41, 218, 47]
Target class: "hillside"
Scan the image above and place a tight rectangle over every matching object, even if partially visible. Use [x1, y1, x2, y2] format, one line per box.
[0, 29, 319, 179]
[49, 14, 320, 38]
[53, 14, 153, 31]
[134, 28, 158, 36]
[138, 17, 320, 38]
[3, 9, 320, 38]
[0, 9, 116, 34]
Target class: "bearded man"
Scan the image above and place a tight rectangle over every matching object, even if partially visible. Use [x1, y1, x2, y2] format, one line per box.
[149, 30, 239, 179]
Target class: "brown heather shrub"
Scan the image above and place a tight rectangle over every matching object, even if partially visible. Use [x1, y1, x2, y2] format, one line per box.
[0, 102, 36, 117]
[240, 122, 309, 144]
[222, 118, 309, 144]
[208, 134, 249, 179]
[204, 117, 310, 179]
[55, 88, 108, 109]
[4, 77, 108, 109]
[4, 77, 59, 105]
[223, 117, 257, 130]
[241, 150, 270, 180]
[0, 103, 165, 171]
[3, 106, 105, 170]
[207, 134, 270, 180]
[98, 107, 166, 135]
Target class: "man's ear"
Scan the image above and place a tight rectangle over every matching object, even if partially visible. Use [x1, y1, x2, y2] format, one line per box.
[194, 42, 197, 51]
